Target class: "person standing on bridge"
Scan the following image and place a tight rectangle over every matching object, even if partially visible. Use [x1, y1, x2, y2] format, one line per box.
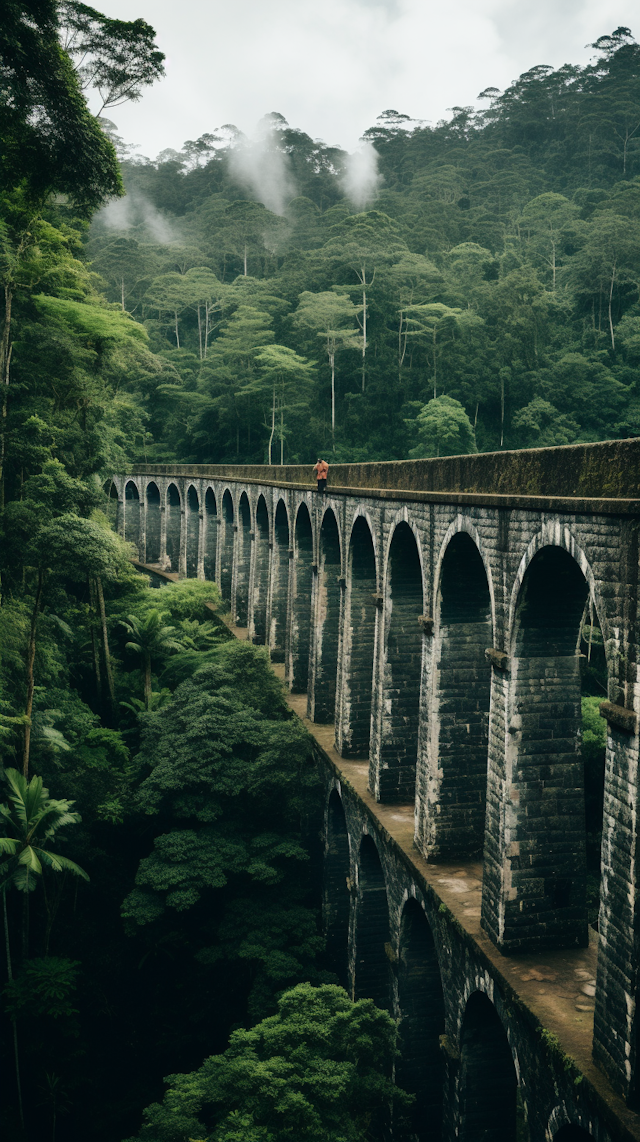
[313, 458, 329, 494]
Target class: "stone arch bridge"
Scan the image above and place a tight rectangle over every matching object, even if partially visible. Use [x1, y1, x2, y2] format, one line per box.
[111, 440, 640, 1142]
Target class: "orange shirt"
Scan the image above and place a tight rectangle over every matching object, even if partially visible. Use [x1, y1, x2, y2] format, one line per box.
[314, 461, 329, 480]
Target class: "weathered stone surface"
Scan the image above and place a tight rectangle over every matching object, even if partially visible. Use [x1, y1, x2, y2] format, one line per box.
[111, 450, 640, 1129]
[600, 701, 638, 735]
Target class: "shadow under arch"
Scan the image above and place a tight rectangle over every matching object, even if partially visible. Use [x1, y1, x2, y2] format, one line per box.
[166, 483, 181, 573]
[341, 515, 377, 757]
[220, 490, 234, 605]
[553, 1128, 594, 1141]
[430, 530, 492, 858]
[380, 520, 424, 802]
[235, 492, 251, 626]
[270, 499, 290, 662]
[124, 480, 140, 551]
[323, 789, 350, 989]
[313, 507, 341, 722]
[397, 898, 445, 1141]
[505, 544, 596, 952]
[252, 494, 270, 644]
[459, 991, 517, 1142]
[186, 485, 199, 578]
[204, 488, 217, 581]
[145, 481, 161, 563]
[289, 502, 313, 692]
[355, 835, 392, 1012]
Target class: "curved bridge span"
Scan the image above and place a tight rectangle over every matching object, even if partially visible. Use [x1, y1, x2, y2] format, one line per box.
[111, 440, 640, 1142]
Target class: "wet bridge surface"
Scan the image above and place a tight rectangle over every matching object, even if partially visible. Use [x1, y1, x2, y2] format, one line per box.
[111, 439, 640, 1142]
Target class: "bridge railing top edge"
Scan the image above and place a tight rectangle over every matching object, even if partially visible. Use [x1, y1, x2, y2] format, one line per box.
[122, 438, 640, 503]
[115, 472, 640, 516]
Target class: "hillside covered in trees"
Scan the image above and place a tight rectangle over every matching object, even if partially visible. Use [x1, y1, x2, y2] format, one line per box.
[0, 4, 632, 1140]
[87, 24, 640, 463]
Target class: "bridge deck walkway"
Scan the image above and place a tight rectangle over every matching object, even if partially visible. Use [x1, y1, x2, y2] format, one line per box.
[222, 619, 639, 1139]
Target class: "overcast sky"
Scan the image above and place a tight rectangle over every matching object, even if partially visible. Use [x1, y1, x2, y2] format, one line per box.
[97, 0, 639, 159]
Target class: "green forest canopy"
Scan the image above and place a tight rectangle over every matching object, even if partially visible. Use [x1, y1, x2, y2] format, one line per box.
[83, 25, 640, 464]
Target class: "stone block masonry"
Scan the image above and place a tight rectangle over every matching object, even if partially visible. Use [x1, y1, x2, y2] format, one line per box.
[112, 439, 640, 1138]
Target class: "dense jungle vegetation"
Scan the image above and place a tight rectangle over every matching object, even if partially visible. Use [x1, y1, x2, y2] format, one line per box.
[87, 24, 640, 463]
[0, 2, 624, 1139]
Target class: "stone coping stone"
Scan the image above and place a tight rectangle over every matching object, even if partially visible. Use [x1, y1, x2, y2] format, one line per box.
[127, 438, 640, 501]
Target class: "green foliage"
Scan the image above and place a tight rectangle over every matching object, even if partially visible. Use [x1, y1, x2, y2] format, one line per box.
[3, 956, 79, 1019]
[0, 768, 89, 891]
[150, 577, 222, 622]
[121, 641, 323, 1018]
[408, 395, 477, 457]
[130, 984, 410, 1142]
[76, 27, 640, 462]
[0, 2, 122, 210]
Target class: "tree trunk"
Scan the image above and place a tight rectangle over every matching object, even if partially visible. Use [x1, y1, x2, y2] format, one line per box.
[88, 577, 102, 706]
[0, 283, 14, 513]
[22, 872, 29, 960]
[609, 261, 617, 350]
[23, 568, 44, 778]
[361, 285, 367, 392]
[268, 383, 276, 465]
[3, 890, 25, 1133]
[280, 383, 284, 465]
[96, 577, 115, 713]
[144, 654, 152, 708]
[174, 310, 180, 349]
[197, 304, 203, 360]
[330, 349, 336, 451]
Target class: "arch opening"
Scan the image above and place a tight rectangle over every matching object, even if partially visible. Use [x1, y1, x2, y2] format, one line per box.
[186, 486, 200, 578]
[235, 493, 251, 626]
[432, 532, 492, 858]
[124, 481, 140, 552]
[313, 509, 342, 722]
[397, 899, 445, 1141]
[289, 503, 313, 692]
[220, 491, 234, 605]
[270, 500, 290, 662]
[380, 522, 423, 802]
[342, 517, 377, 757]
[107, 481, 119, 530]
[459, 992, 518, 1142]
[166, 483, 181, 573]
[251, 496, 270, 644]
[145, 482, 161, 563]
[204, 488, 217, 581]
[355, 835, 392, 1012]
[323, 790, 350, 990]
[506, 545, 595, 951]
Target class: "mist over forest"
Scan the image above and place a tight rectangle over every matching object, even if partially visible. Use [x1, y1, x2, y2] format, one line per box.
[0, 6, 633, 1141]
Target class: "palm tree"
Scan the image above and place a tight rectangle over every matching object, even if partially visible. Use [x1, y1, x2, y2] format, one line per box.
[119, 610, 184, 708]
[0, 768, 89, 949]
[0, 769, 89, 1133]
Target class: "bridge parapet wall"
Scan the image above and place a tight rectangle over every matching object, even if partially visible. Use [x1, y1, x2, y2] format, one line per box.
[110, 444, 640, 1125]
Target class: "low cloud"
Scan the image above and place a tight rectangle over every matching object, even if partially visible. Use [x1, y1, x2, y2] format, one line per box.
[98, 189, 178, 244]
[228, 115, 296, 215]
[341, 141, 380, 209]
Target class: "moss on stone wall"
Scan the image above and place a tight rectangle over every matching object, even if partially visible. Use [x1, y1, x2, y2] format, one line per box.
[130, 439, 640, 500]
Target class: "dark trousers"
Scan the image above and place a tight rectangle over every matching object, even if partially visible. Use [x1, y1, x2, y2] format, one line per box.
[317, 478, 327, 494]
